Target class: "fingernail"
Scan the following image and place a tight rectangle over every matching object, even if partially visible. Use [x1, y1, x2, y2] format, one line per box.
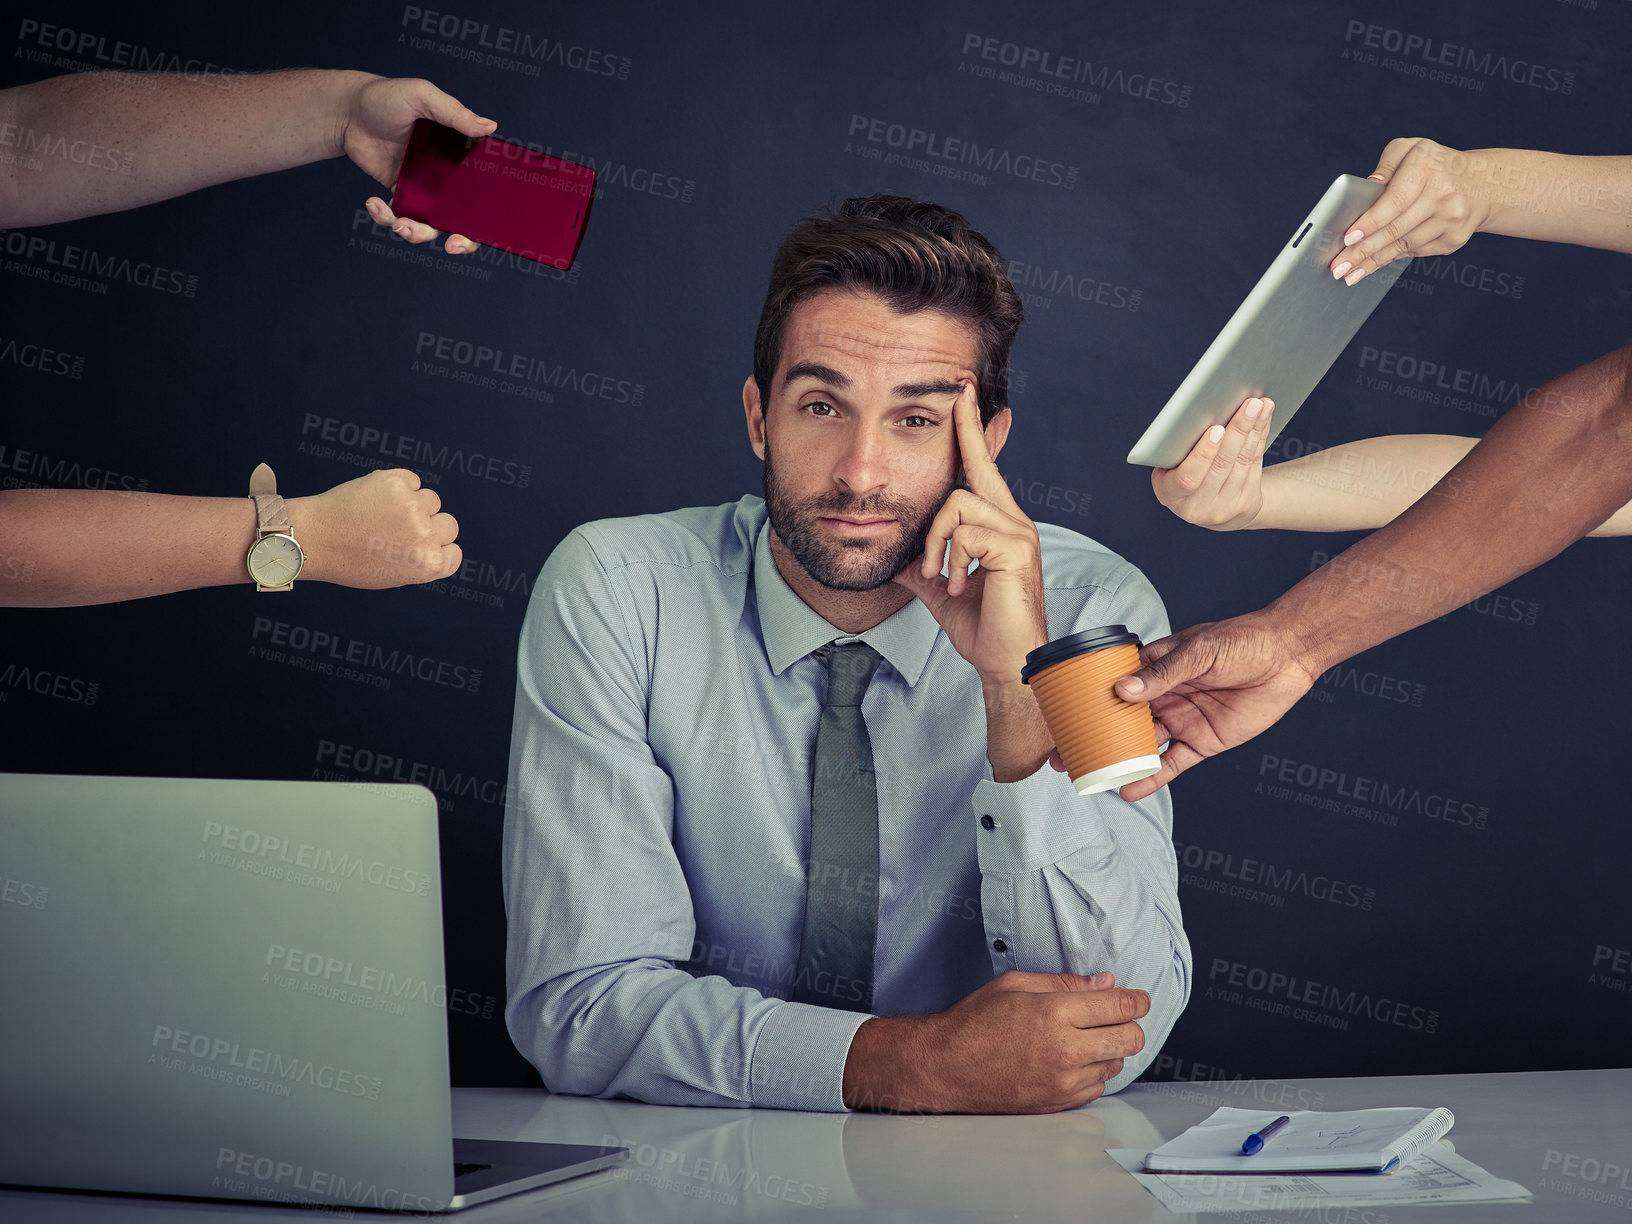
[1206, 424, 1225, 444]
[1119, 676, 1145, 696]
[394, 222, 410, 236]
[1367, 174, 1386, 182]
[1244, 398, 1262, 421]
[1343, 228, 1364, 246]
[1331, 260, 1351, 280]
[1345, 268, 1368, 286]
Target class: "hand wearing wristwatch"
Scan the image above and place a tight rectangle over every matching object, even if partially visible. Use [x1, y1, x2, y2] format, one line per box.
[246, 463, 304, 592]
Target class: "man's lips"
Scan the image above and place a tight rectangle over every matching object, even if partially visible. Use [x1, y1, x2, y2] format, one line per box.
[819, 516, 895, 536]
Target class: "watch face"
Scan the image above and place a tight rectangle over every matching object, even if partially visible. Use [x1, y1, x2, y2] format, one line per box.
[248, 533, 304, 586]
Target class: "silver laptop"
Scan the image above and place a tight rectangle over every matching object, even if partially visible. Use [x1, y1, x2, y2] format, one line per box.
[1127, 173, 1411, 468]
[0, 773, 626, 1212]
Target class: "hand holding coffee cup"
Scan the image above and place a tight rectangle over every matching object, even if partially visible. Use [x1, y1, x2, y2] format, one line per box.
[1022, 625, 1161, 795]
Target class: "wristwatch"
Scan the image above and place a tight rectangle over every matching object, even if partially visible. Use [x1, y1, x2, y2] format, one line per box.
[245, 463, 304, 592]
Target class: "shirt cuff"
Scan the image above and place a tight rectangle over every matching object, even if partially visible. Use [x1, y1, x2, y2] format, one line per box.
[748, 1001, 872, 1112]
[971, 763, 1115, 874]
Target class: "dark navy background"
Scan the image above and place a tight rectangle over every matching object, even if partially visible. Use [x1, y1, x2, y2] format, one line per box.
[2, 0, 1628, 1088]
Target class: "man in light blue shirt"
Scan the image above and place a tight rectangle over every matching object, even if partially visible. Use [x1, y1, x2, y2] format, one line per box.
[504, 195, 1190, 1113]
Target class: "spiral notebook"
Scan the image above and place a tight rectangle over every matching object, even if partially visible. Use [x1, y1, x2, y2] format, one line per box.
[1145, 1106, 1456, 1174]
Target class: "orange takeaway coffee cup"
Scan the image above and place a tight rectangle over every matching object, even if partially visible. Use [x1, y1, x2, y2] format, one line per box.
[1021, 625, 1160, 796]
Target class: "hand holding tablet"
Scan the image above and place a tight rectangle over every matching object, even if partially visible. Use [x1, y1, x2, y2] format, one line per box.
[1127, 175, 1409, 470]
[1150, 396, 1276, 531]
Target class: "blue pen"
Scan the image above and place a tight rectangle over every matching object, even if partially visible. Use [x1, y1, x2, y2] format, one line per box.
[1242, 1115, 1291, 1155]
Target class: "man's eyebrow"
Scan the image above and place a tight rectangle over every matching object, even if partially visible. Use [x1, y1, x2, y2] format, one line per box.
[892, 379, 964, 401]
[782, 361, 851, 389]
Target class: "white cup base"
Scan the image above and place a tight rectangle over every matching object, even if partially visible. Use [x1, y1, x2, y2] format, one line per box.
[1071, 755, 1162, 796]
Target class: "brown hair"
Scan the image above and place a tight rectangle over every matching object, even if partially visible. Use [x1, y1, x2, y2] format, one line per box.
[752, 195, 1022, 425]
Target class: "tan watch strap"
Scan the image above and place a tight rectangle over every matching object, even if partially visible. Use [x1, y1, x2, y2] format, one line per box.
[247, 462, 298, 592]
[248, 462, 290, 533]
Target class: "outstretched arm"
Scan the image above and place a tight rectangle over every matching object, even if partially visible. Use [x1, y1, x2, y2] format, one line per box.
[1331, 138, 1632, 284]
[0, 69, 492, 248]
[1155, 398, 1632, 537]
[0, 468, 459, 607]
[1118, 342, 1632, 800]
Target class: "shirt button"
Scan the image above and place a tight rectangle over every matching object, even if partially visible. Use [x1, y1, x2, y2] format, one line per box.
[979, 815, 995, 830]
[993, 939, 1008, 953]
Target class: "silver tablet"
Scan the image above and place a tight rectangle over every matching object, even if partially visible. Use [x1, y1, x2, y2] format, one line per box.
[1126, 174, 1409, 468]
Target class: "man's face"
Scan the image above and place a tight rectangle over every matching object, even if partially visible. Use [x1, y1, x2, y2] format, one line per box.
[744, 290, 981, 592]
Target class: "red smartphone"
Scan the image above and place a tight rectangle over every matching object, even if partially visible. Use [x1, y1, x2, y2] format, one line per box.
[390, 119, 595, 269]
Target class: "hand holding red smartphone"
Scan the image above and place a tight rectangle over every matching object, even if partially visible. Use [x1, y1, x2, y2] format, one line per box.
[391, 120, 595, 269]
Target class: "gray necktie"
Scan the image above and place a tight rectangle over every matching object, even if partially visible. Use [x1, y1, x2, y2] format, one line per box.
[792, 642, 883, 1013]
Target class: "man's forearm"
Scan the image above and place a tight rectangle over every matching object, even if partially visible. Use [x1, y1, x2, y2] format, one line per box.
[982, 680, 1053, 782]
[841, 1015, 935, 1111]
[0, 69, 371, 227]
[1268, 345, 1632, 675]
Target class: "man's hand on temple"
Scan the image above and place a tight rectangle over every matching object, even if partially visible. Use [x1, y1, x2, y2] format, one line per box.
[894, 384, 1053, 781]
[342, 75, 495, 253]
[289, 468, 461, 588]
[842, 970, 1148, 1114]
[1111, 614, 1322, 801]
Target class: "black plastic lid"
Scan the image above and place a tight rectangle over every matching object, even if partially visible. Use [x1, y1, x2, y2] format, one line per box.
[1020, 624, 1142, 683]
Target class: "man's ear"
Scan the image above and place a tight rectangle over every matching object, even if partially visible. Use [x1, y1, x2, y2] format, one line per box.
[743, 375, 767, 460]
[983, 406, 1013, 462]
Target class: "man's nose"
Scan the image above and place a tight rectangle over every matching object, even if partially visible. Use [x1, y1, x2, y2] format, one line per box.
[831, 424, 891, 496]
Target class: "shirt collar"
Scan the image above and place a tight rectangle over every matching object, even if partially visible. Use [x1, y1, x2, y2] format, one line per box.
[752, 514, 940, 686]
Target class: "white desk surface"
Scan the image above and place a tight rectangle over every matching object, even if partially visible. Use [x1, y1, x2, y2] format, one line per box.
[6, 1068, 1628, 1221]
